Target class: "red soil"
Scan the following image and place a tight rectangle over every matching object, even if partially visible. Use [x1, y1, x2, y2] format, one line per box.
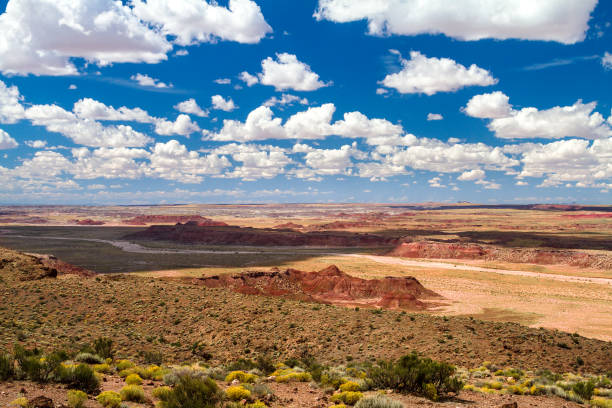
[125, 222, 398, 247]
[37, 254, 95, 277]
[122, 215, 228, 226]
[305, 220, 381, 231]
[196, 265, 441, 309]
[388, 241, 612, 270]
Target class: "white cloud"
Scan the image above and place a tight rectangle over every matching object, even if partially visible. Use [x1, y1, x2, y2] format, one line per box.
[68, 84, 77, 90]
[25, 140, 47, 149]
[214, 78, 231, 84]
[489, 100, 612, 140]
[130, 73, 172, 88]
[457, 169, 485, 181]
[376, 88, 388, 95]
[257, 53, 329, 91]
[428, 177, 445, 188]
[263, 94, 308, 107]
[205, 103, 404, 144]
[71, 147, 149, 180]
[154, 114, 201, 136]
[0, 80, 25, 124]
[211, 95, 237, 111]
[174, 98, 208, 117]
[25, 104, 152, 147]
[602, 52, 612, 69]
[0, 0, 171, 76]
[314, 0, 597, 44]
[284, 104, 335, 139]
[239, 71, 259, 86]
[131, 0, 271, 46]
[519, 137, 612, 187]
[300, 142, 364, 176]
[73, 98, 155, 122]
[205, 106, 285, 142]
[214, 144, 292, 180]
[381, 51, 497, 95]
[0, 129, 18, 149]
[427, 113, 443, 121]
[147, 140, 230, 182]
[463, 91, 512, 119]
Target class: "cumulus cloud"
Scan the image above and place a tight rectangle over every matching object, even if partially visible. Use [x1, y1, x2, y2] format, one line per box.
[239, 71, 259, 86]
[263, 94, 308, 107]
[204, 103, 404, 144]
[297, 142, 365, 177]
[154, 114, 201, 136]
[256, 53, 329, 91]
[380, 51, 497, 95]
[519, 137, 612, 187]
[602, 52, 612, 69]
[314, 0, 597, 44]
[73, 98, 155, 123]
[0, 0, 273, 76]
[489, 100, 612, 140]
[211, 95, 237, 111]
[131, 0, 271, 46]
[147, 140, 230, 182]
[427, 113, 443, 121]
[0, 129, 18, 149]
[213, 144, 292, 180]
[130, 74, 172, 88]
[463, 91, 512, 119]
[214, 78, 231, 85]
[25, 104, 153, 147]
[25, 140, 48, 149]
[174, 98, 208, 117]
[457, 169, 485, 181]
[0, 80, 25, 124]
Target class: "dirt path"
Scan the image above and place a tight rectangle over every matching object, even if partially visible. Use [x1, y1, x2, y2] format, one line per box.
[344, 254, 612, 286]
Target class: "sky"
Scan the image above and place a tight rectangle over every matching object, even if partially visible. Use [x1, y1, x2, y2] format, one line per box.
[0, 0, 611, 205]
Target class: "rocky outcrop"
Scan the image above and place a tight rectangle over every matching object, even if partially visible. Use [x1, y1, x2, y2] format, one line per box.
[196, 265, 441, 310]
[388, 241, 612, 270]
[122, 215, 228, 226]
[125, 222, 398, 247]
[74, 218, 105, 225]
[273, 222, 304, 230]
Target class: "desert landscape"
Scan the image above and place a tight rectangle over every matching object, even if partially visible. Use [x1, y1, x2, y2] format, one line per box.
[0, 203, 611, 407]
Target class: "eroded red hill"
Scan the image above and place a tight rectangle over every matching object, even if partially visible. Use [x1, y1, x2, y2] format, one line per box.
[125, 222, 398, 247]
[195, 265, 441, 310]
[388, 241, 612, 269]
[122, 215, 228, 226]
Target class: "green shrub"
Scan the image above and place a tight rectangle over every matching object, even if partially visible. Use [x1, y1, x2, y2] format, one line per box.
[354, 395, 404, 408]
[74, 352, 104, 365]
[58, 363, 100, 394]
[143, 350, 163, 365]
[246, 401, 267, 408]
[226, 385, 251, 401]
[591, 397, 612, 408]
[156, 373, 222, 408]
[367, 352, 461, 399]
[93, 338, 114, 359]
[125, 373, 143, 385]
[120, 385, 146, 402]
[10, 397, 29, 407]
[152, 386, 173, 400]
[331, 391, 363, 405]
[225, 370, 258, 383]
[572, 380, 595, 400]
[115, 360, 135, 371]
[340, 381, 361, 392]
[96, 391, 122, 408]
[13, 346, 64, 383]
[423, 383, 438, 401]
[0, 353, 15, 380]
[92, 363, 111, 374]
[67, 390, 87, 408]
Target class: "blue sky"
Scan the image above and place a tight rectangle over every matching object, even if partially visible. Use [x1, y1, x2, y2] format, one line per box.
[0, 0, 610, 205]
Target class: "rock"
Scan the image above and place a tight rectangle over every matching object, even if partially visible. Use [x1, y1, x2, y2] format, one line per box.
[28, 396, 54, 408]
[231, 379, 240, 385]
[498, 403, 518, 408]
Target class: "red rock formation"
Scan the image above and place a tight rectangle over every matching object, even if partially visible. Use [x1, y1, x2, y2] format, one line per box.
[74, 218, 105, 225]
[273, 222, 304, 230]
[387, 241, 612, 270]
[196, 265, 441, 310]
[122, 215, 228, 226]
[125, 222, 397, 247]
[562, 214, 612, 219]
